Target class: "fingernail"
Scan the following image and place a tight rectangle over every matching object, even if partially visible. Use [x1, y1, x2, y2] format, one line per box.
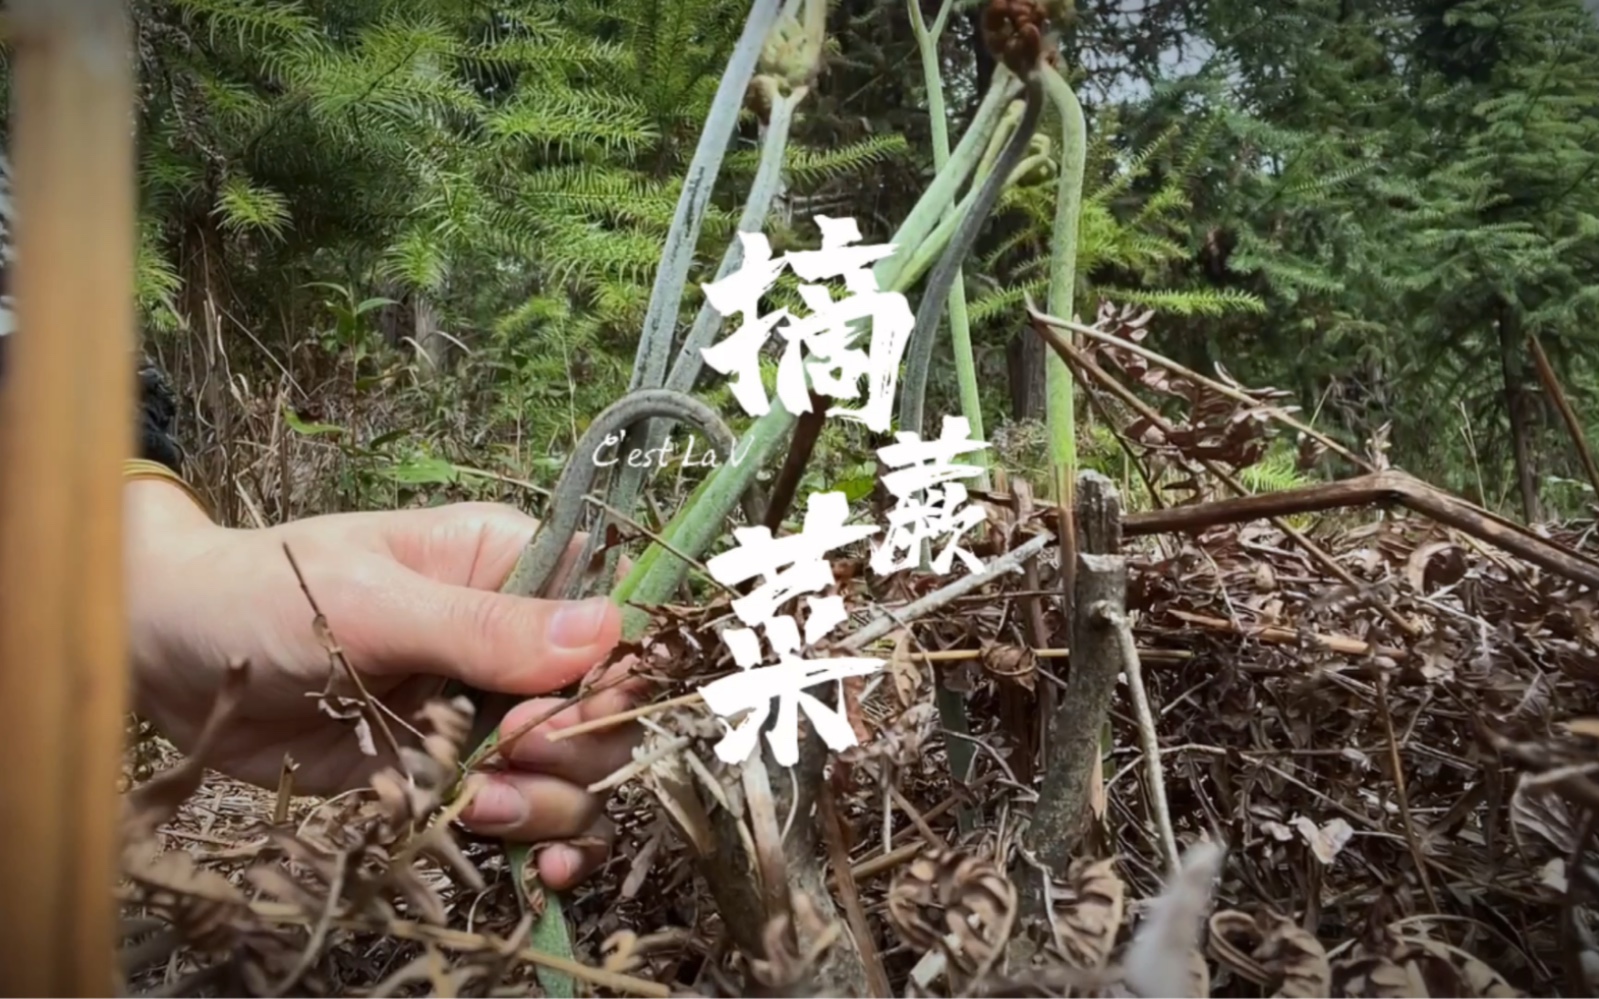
[549, 597, 611, 649]
[465, 779, 527, 830]
[544, 844, 581, 886]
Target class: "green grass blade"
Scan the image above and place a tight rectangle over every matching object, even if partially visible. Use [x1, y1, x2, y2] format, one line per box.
[508, 841, 577, 998]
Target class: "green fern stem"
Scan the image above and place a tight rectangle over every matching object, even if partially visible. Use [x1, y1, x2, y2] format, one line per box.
[893, 125, 1026, 300]
[909, 0, 982, 832]
[604, 0, 786, 527]
[613, 102, 1024, 625]
[608, 88, 808, 587]
[668, 87, 806, 395]
[911, 0, 990, 491]
[510, 4, 782, 982]
[628, 0, 782, 392]
[1043, 63, 1086, 500]
[876, 68, 1019, 292]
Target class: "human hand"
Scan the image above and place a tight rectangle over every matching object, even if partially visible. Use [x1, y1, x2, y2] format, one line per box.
[125, 481, 643, 889]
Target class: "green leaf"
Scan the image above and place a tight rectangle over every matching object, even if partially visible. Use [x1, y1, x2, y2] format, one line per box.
[507, 842, 577, 998]
[834, 472, 877, 504]
[355, 296, 400, 315]
[282, 406, 344, 437]
[380, 455, 459, 484]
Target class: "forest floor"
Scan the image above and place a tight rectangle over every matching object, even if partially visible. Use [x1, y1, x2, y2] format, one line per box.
[117, 500, 1599, 998]
[116, 324, 1599, 997]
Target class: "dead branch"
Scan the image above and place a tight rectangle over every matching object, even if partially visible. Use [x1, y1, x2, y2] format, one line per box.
[1034, 320, 1423, 639]
[1103, 605, 1179, 875]
[837, 532, 1056, 653]
[1115, 470, 1599, 591]
[1526, 330, 1599, 505]
[1031, 308, 1372, 473]
[1027, 310, 1599, 595]
[1026, 472, 1127, 877]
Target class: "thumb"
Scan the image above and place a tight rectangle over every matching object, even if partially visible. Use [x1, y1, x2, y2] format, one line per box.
[360, 566, 623, 695]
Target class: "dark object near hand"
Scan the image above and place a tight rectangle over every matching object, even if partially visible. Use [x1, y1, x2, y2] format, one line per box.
[134, 357, 184, 470]
[0, 147, 185, 473]
[0, 335, 184, 472]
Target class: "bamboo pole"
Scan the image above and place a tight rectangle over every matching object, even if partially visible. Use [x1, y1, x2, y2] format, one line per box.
[0, 1, 135, 994]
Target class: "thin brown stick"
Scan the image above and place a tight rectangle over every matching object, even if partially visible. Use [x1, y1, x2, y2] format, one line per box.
[1374, 671, 1441, 913]
[819, 783, 893, 997]
[1526, 330, 1599, 504]
[837, 532, 1056, 652]
[544, 691, 705, 743]
[848, 842, 925, 883]
[1104, 605, 1179, 874]
[1163, 609, 1409, 660]
[889, 785, 948, 850]
[282, 543, 405, 767]
[840, 777, 1002, 888]
[272, 755, 297, 826]
[0, 3, 134, 993]
[464, 666, 634, 769]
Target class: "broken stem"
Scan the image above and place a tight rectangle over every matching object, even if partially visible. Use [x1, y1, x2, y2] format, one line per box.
[1102, 603, 1179, 874]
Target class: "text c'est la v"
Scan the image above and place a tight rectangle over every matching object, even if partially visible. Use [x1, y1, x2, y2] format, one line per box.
[591, 429, 755, 470]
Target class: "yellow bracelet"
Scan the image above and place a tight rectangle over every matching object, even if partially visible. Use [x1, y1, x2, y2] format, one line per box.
[123, 458, 210, 518]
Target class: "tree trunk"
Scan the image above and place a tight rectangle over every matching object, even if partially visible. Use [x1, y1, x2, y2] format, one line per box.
[412, 293, 449, 378]
[177, 211, 237, 527]
[696, 716, 868, 997]
[374, 278, 410, 350]
[1497, 299, 1541, 522]
[1006, 324, 1046, 420]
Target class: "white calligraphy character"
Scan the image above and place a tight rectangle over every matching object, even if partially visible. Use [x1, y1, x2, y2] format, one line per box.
[871, 415, 990, 576]
[699, 491, 884, 765]
[699, 216, 913, 433]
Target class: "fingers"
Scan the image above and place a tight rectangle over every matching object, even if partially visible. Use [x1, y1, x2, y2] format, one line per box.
[376, 501, 591, 592]
[352, 502, 639, 695]
[460, 772, 604, 841]
[376, 501, 624, 595]
[356, 564, 622, 696]
[460, 778, 617, 889]
[492, 684, 643, 787]
[455, 676, 641, 885]
[537, 818, 615, 890]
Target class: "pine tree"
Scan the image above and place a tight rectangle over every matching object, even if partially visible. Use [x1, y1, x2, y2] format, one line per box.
[1117, 0, 1599, 513]
[0, 0, 912, 501]
[1390, 0, 1599, 518]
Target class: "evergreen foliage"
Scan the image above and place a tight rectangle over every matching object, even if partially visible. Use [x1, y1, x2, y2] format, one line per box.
[4, 0, 1595, 520]
[1125, 0, 1599, 512]
[5, 0, 912, 501]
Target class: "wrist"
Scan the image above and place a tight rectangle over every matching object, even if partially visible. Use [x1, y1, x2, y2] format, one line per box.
[124, 465, 227, 718]
[123, 458, 212, 525]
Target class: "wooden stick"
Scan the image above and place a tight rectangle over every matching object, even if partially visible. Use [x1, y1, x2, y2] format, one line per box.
[0, 2, 135, 994]
[1118, 470, 1599, 590]
[1525, 330, 1599, 504]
